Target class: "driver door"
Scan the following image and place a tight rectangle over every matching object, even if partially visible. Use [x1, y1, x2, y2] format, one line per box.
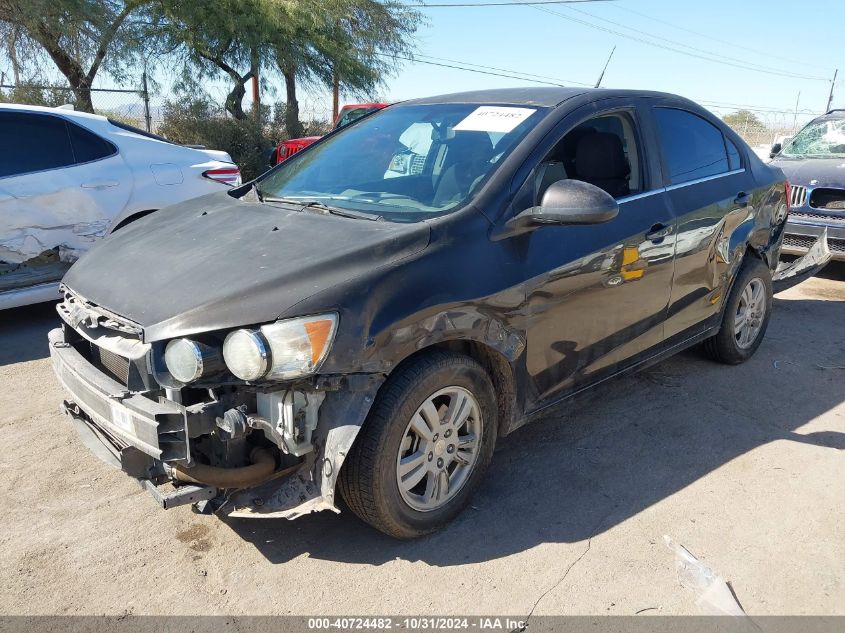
[514, 100, 676, 409]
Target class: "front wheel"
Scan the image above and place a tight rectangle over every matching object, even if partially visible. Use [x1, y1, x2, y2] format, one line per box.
[338, 351, 497, 539]
[703, 256, 773, 364]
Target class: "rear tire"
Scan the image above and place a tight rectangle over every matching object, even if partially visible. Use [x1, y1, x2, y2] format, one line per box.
[703, 255, 772, 364]
[338, 350, 497, 539]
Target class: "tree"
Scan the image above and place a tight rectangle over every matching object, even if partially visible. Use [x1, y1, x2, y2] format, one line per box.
[150, 0, 267, 120]
[268, 0, 422, 138]
[0, 0, 151, 112]
[722, 110, 766, 135]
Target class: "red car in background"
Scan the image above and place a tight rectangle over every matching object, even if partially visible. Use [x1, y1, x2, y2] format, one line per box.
[269, 102, 388, 166]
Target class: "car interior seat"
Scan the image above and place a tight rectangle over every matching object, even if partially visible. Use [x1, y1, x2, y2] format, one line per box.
[574, 131, 631, 198]
[534, 161, 567, 204]
[562, 126, 596, 179]
[431, 131, 496, 208]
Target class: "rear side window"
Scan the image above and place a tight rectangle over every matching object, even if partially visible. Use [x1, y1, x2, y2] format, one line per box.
[654, 108, 732, 185]
[68, 122, 116, 163]
[0, 112, 74, 177]
[725, 136, 741, 171]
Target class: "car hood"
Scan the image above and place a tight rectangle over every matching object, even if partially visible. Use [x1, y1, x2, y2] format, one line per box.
[63, 193, 430, 342]
[772, 157, 845, 188]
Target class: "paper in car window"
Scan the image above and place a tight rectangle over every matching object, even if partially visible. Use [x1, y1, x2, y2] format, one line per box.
[454, 106, 536, 133]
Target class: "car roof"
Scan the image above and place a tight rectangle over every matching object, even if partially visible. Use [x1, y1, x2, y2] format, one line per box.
[0, 102, 109, 123]
[402, 87, 690, 108]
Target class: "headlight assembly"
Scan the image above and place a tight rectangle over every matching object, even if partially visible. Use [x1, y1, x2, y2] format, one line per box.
[164, 338, 224, 383]
[222, 329, 270, 381]
[223, 314, 337, 381]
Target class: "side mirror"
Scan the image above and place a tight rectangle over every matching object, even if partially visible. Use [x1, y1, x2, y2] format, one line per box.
[505, 180, 619, 235]
[770, 143, 782, 158]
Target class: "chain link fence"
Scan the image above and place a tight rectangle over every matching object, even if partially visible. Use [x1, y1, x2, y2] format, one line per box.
[0, 81, 166, 132]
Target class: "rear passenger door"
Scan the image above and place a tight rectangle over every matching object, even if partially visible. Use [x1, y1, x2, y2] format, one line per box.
[649, 104, 755, 342]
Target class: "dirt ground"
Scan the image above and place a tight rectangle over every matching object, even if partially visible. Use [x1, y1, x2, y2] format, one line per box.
[0, 266, 843, 617]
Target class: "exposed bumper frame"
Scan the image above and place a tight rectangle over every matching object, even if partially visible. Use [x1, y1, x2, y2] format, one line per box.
[49, 327, 187, 461]
[51, 326, 386, 520]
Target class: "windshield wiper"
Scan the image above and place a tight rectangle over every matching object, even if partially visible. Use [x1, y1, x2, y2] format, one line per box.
[300, 200, 382, 221]
[261, 195, 308, 206]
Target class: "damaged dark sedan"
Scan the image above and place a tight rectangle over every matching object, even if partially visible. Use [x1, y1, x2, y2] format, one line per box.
[51, 88, 791, 538]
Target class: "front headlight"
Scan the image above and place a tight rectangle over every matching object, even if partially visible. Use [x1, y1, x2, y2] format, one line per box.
[164, 338, 224, 383]
[223, 314, 337, 381]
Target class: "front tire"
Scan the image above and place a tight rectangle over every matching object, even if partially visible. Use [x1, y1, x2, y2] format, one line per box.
[703, 256, 773, 364]
[338, 350, 497, 539]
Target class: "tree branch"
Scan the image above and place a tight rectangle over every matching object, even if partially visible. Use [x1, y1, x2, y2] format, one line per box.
[85, 1, 140, 84]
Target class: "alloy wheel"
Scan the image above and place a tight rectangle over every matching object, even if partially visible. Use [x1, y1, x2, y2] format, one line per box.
[734, 278, 766, 349]
[395, 386, 482, 512]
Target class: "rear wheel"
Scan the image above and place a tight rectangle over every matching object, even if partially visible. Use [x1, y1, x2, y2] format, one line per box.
[703, 256, 773, 364]
[338, 351, 497, 539]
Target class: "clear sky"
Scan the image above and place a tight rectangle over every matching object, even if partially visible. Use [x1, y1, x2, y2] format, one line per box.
[374, 0, 842, 128]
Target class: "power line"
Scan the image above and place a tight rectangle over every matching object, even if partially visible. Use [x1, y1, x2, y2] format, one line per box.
[613, 4, 834, 73]
[418, 0, 615, 6]
[529, 3, 829, 82]
[560, 4, 826, 80]
[381, 53, 591, 86]
[382, 53, 822, 115]
[414, 53, 592, 86]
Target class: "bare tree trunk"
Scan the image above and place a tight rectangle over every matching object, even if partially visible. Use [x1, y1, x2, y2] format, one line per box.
[39, 41, 94, 111]
[225, 80, 248, 120]
[7, 33, 21, 84]
[282, 67, 304, 139]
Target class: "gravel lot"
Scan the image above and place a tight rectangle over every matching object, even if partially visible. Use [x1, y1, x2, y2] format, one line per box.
[0, 266, 843, 617]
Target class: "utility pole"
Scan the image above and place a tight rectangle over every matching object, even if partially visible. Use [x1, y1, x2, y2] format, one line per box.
[332, 71, 340, 123]
[826, 69, 838, 112]
[792, 90, 800, 133]
[252, 73, 260, 120]
[594, 46, 616, 88]
[141, 69, 151, 133]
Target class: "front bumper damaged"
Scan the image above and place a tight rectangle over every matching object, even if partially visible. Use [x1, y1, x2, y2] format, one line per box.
[49, 325, 384, 519]
[49, 328, 188, 463]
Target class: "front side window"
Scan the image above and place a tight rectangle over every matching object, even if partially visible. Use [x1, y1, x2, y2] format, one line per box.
[532, 111, 643, 204]
[0, 112, 74, 178]
[782, 117, 845, 158]
[654, 108, 732, 185]
[257, 103, 546, 221]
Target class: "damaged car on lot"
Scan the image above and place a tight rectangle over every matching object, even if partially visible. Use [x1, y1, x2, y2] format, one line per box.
[51, 87, 798, 538]
[0, 104, 240, 310]
[771, 108, 845, 264]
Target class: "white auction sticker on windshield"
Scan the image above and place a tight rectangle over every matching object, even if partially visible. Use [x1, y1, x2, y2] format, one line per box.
[453, 106, 536, 133]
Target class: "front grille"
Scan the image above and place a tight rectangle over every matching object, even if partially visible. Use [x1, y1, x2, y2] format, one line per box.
[790, 185, 807, 208]
[783, 234, 845, 253]
[90, 345, 131, 384]
[789, 211, 845, 224]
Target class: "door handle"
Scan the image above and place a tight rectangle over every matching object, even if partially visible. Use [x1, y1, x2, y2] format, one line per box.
[734, 191, 751, 207]
[81, 179, 119, 190]
[646, 223, 673, 242]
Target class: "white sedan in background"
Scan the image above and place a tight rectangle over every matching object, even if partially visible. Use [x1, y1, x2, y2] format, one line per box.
[0, 103, 240, 309]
